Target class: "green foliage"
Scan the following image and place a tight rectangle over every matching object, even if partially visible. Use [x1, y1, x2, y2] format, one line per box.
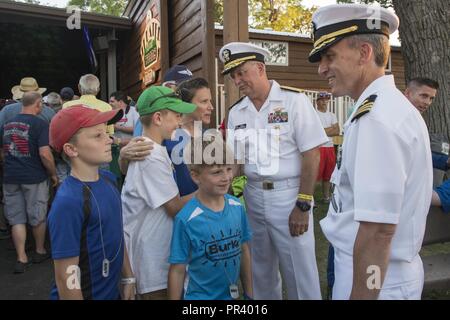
[250, 0, 317, 34]
[215, 0, 317, 35]
[68, 0, 128, 16]
[214, 0, 224, 25]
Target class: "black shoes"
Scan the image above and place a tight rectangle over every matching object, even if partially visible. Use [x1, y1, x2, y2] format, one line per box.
[13, 251, 50, 273]
[14, 260, 32, 274]
[32, 252, 51, 264]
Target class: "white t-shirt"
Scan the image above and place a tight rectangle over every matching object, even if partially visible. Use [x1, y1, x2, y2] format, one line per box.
[316, 110, 338, 147]
[121, 137, 179, 294]
[114, 106, 139, 139]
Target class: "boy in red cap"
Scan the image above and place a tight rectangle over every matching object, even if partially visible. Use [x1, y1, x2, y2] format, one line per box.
[47, 105, 135, 300]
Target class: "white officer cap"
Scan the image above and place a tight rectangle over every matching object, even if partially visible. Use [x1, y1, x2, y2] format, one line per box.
[308, 4, 399, 63]
[219, 42, 270, 75]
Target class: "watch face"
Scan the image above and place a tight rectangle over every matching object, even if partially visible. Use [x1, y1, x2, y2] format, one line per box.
[296, 200, 311, 212]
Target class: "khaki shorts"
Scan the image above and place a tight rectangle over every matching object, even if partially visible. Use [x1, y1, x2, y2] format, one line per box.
[3, 180, 49, 227]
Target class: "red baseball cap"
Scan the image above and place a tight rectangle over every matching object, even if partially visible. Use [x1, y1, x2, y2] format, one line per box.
[50, 104, 123, 153]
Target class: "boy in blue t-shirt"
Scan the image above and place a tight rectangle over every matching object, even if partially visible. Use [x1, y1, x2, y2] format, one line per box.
[168, 138, 253, 300]
[47, 105, 135, 300]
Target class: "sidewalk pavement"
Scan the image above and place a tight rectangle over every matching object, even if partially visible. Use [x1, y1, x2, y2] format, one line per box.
[0, 232, 53, 300]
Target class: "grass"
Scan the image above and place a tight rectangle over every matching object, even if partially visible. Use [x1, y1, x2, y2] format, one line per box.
[312, 191, 332, 298]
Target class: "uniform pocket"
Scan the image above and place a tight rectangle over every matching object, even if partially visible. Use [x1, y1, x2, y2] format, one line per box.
[266, 123, 290, 135]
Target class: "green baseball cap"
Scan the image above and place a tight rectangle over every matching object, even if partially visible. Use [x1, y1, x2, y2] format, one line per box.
[137, 86, 197, 117]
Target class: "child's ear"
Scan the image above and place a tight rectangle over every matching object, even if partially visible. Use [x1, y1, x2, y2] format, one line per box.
[63, 143, 78, 158]
[152, 112, 163, 126]
[190, 170, 200, 185]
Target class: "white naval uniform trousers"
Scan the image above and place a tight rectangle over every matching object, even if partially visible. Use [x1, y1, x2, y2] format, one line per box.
[244, 180, 322, 299]
[227, 81, 328, 299]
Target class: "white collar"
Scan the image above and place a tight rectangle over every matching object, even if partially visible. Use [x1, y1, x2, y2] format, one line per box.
[236, 80, 282, 112]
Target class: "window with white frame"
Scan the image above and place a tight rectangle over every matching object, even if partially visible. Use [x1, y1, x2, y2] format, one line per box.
[250, 40, 289, 66]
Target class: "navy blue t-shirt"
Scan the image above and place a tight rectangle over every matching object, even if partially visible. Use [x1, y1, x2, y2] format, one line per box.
[47, 170, 124, 300]
[0, 114, 49, 184]
[163, 129, 198, 196]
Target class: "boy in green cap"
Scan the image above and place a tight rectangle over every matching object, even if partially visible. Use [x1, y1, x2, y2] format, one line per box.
[121, 86, 197, 300]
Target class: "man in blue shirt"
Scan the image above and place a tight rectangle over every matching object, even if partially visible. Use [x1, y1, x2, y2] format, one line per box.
[0, 92, 58, 273]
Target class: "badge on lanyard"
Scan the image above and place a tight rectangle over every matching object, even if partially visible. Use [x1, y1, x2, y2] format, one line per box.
[102, 259, 110, 278]
[235, 123, 247, 130]
[229, 284, 240, 299]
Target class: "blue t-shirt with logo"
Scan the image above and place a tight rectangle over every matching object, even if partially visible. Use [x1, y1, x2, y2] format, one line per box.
[169, 194, 252, 300]
[0, 114, 49, 184]
[47, 170, 124, 300]
[163, 129, 198, 196]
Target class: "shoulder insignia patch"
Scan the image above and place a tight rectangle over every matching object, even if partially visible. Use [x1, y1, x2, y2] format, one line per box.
[351, 94, 377, 122]
[229, 96, 246, 110]
[280, 85, 303, 93]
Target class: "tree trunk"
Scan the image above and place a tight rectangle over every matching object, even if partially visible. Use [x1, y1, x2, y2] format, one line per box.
[392, 0, 450, 141]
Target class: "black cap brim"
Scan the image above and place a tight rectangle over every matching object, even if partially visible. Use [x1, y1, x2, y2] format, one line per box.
[308, 37, 343, 63]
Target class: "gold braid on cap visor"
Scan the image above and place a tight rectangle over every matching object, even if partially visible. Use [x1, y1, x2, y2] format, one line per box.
[224, 55, 257, 71]
[311, 25, 359, 54]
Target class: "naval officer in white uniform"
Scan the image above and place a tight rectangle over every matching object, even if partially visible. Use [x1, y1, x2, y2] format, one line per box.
[221, 42, 328, 299]
[310, 4, 433, 299]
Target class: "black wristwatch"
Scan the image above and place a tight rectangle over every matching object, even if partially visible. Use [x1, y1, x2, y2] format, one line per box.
[296, 200, 312, 212]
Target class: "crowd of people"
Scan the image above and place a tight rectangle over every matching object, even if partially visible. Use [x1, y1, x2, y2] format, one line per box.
[0, 3, 449, 300]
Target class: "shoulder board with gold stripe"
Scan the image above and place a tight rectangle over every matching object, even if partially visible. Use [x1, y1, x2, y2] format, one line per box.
[229, 96, 246, 110]
[280, 85, 304, 93]
[351, 94, 377, 122]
